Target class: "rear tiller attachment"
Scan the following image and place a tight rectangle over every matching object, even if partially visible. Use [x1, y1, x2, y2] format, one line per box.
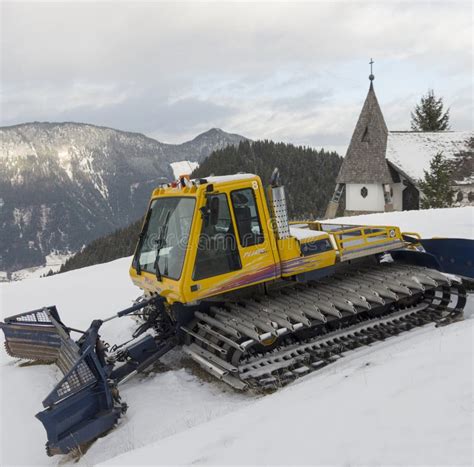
[0, 297, 175, 456]
[398, 236, 474, 282]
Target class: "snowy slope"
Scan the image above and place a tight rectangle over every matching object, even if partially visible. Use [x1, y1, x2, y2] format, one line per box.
[331, 206, 473, 239]
[0, 208, 473, 466]
[0, 257, 252, 466]
[102, 314, 473, 466]
[0, 258, 142, 466]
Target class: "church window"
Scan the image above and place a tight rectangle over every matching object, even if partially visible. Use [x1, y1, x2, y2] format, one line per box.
[360, 187, 368, 198]
[468, 192, 474, 202]
[361, 127, 369, 142]
[456, 191, 464, 202]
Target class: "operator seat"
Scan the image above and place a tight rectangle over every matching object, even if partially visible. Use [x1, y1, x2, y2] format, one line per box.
[233, 192, 253, 247]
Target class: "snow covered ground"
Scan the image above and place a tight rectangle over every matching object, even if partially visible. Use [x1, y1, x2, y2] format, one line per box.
[0, 208, 473, 466]
[103, 312, 473, 466]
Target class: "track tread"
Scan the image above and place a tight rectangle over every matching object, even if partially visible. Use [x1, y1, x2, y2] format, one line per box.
[182, 264, 466, 390]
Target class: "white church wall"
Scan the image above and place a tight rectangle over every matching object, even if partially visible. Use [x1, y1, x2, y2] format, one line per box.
[392, 181, 405, 211]
[452, 184, 474, 207]
[346, 183, 385, 212]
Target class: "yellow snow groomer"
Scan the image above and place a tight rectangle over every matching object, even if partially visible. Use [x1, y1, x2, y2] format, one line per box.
[1, 170, 469, 456]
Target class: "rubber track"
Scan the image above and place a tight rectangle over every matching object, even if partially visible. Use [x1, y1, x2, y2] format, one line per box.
[182, 264, 466, 390]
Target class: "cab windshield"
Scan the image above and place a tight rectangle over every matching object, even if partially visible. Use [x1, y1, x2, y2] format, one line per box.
[135, 197, 195, 280]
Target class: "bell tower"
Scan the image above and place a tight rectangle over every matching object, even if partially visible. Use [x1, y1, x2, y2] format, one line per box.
[325, 59, 394, 218]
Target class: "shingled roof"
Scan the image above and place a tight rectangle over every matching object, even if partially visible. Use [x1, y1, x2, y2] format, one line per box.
[336, 82, 393, 184]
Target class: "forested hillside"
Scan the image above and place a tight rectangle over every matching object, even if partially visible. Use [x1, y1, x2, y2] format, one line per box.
[58, 140, 342, 273]
[192, 140, 342, 218]
[59, 219, 142, 273]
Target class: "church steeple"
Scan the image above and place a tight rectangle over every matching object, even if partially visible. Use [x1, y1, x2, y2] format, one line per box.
[335, 67, 392, 185]
[325, 63, 395, 218]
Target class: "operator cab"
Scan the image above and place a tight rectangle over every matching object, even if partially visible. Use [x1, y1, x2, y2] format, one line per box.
[130, 174, 280, 303]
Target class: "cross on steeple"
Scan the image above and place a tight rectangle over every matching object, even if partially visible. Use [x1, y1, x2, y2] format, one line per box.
[369, 58, 375, 81]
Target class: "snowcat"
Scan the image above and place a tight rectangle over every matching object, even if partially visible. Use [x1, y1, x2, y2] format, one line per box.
[1, 170, 471, 456]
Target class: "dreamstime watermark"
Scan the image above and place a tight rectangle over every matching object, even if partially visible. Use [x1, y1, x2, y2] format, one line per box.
[140, 230, 252, 254]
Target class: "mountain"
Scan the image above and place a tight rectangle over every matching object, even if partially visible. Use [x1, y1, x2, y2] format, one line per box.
[169, 128, 247, 162]
[57, 140, 342, 274]
[0, 122, 246, 272]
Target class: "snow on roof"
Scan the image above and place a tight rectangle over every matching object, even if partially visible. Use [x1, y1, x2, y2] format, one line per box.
[386, 131, 472, 181]
[454, 175, 474, 186]
[203, 174, 257, 184]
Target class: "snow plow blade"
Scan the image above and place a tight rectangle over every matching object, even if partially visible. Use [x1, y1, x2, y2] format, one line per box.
[0, 308, 123, 455]
[36, 341, 123, 456]
[0, 297, 175, 456]
[0, 307, 79, 371]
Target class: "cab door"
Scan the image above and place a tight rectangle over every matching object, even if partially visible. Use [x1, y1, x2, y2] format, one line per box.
[187, 179, 278, 301]
[227, 180, 279, 286]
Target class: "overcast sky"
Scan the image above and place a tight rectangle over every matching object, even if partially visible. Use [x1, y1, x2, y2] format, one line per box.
[1, 0, 472, 154]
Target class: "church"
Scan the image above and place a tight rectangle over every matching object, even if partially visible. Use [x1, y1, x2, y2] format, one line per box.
[325, 71, 473, 218]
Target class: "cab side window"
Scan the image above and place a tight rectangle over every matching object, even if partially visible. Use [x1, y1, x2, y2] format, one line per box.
[231, 188, 264, 247]
[193, 193, 241, 280]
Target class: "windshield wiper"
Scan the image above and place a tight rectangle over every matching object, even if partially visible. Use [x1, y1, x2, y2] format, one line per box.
[153, 210, 171, 281]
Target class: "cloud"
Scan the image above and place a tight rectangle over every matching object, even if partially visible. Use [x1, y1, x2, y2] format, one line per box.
[1, 82, 132, 123]
[1, 1, 472, 151]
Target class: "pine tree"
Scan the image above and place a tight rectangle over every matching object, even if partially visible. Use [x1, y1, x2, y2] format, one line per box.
[419, 152, 453, 208]
[411, 90, 450, 131]
[59, 218, 143, 273]
[449, 137, 474, 182]
[192, 140, 342, 219]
